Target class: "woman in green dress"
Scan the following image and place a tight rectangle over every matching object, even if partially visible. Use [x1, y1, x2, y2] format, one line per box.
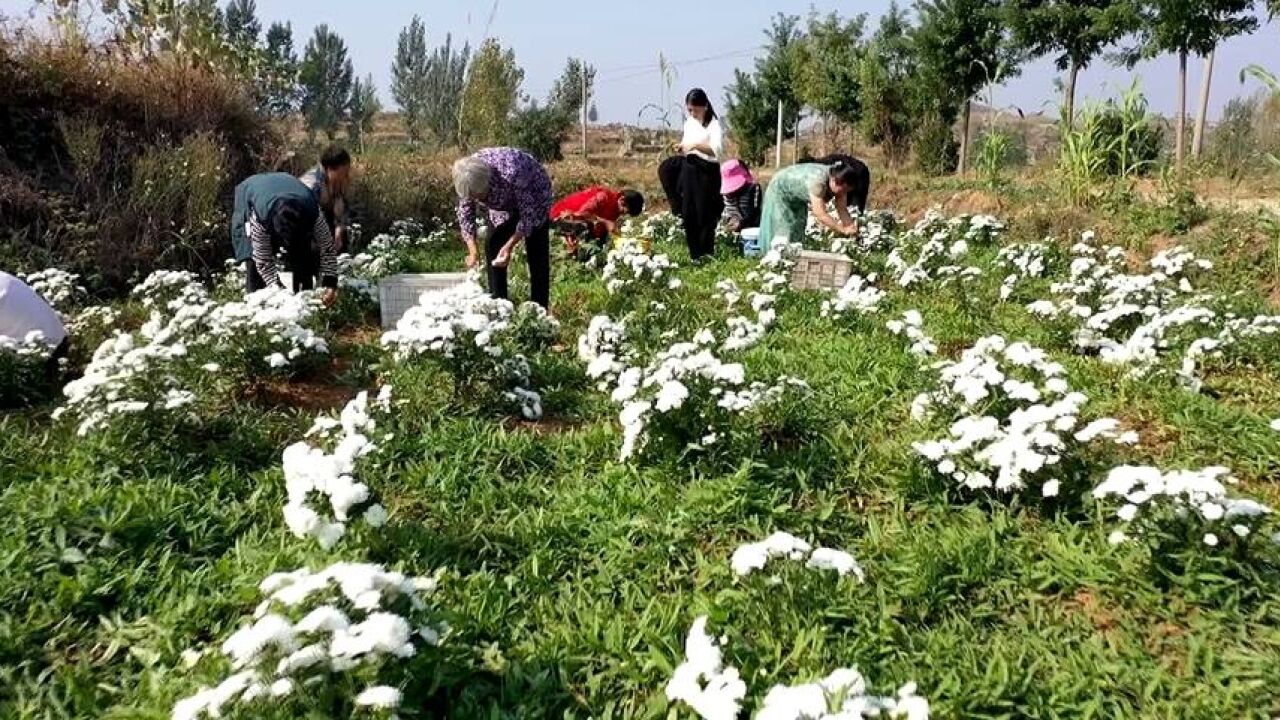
[758, 161, 863, 251]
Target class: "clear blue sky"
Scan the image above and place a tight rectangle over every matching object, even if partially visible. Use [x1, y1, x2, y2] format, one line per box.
[2, 0, 1277, 123]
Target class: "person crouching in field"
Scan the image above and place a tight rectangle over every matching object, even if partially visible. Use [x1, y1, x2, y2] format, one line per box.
[551, 186, 645, 258]
[453, 147, 554, 309]
[800, 153, 871, 214]
[230, 172, 339, 306]
[720, 159, 762, 234]
[299, 145, 353, 253]
[757, 160, 865, 253]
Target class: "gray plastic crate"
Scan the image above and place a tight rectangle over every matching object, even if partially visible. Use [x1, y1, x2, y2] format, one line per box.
[377, 273, 469, 329]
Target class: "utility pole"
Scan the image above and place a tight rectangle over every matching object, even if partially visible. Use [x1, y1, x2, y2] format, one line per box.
[775, 99, 783, 168]
[581, 60, 589, 159]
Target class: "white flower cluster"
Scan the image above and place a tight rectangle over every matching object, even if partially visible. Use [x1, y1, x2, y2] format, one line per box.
[748, 239, 802, 295]
[203, 289, 329, 371]
[1176, 313, 1280, 393]
[585, 320, 805, 460]
[911, 336, 1135, 496]
[131, 269, 202, 308]
[69, 304, 120, 333]
[666, 616, 746, 720]
[628, 211, 684, 246]
[723, 290, 778, 352]
[0, 330, 54, 360]
[886, 311, 937, 357]
[821, 274, 885, 320]
[382, 281, 556, 420]
[383, 281, 541, 360]
[756, 669, 929, 720]
[1028, 233, 1280, 391]
[578, 314, 631, 390]
[667, 618, 928, 720]
[0, 331, 55, 403]
[602, 236, 682, 295]
[55, 274, 328, 437]
[55, 329, 195, 436]
[995, 242, 1051, 301]
[1093, 465, 1273, 548]
[730, 531, 863, 581]
[883, 210, 994, 289]
[172, 561, 444, 720]
[720, 240, 805, 353]
[283, 387, 395, 549]
[338, 222, 452, 299]
[21, 267, 85, 312]
[960, 213, 1005, 245]
[827, 211, 898, 258]
[1028, 234, 1212, 363]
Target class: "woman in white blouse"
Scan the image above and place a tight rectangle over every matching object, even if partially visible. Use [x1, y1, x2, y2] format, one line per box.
[674, 88, 725, 260]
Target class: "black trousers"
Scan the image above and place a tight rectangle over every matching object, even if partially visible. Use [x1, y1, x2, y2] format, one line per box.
[678, 155, 724, 260]
[246, 260, 267, 292]
[658, 155, 685, 216]
[488, 213, 551, 309]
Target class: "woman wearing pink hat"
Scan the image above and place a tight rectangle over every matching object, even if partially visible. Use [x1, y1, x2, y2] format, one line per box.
[720, 160, 762, 234]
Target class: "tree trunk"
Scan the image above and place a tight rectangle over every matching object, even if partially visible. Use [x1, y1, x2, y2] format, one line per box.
[1064, 61, 1080, 133]
[1191, 48, 1215, 159]
[1175, 51, 1187, 167]
[958, 99, 971, 176]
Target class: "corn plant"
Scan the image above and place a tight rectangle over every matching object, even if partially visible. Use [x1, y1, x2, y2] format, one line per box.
[1240, 65, 1280, 283]
[1058, 80, 1159, 207]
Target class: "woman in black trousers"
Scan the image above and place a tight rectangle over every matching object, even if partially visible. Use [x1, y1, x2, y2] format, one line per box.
[674, 88, 725, 260]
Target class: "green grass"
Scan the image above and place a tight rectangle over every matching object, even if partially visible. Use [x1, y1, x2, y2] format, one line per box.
[3, 188, 1280, 719]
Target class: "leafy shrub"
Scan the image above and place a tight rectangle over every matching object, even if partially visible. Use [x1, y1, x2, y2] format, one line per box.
[507, 104, 573, 162]
[0, 333, 56, 408]
[913, 114, 959, 176]
[0, 35, 276, 289]
[350, 148, 455, 233]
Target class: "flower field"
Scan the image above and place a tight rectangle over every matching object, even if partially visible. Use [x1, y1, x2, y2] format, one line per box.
[3, 196, 1280, 719]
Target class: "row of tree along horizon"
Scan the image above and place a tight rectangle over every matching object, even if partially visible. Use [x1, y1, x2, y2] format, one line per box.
[32, 0, 1280, 171]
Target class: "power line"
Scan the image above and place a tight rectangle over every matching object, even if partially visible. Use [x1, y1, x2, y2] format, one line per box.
[594, 46, 763, 84]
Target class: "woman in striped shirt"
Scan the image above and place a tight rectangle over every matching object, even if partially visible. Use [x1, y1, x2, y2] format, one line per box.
[230, 172, 339, 306]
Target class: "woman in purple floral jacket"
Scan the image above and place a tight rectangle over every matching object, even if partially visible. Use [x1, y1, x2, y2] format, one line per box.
[453, 148, 554, 309]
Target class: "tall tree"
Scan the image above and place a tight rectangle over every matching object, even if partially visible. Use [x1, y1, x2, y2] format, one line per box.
[222, 0, 260, 53]
[1004, 0, 1135, 131]
[391, 15, 429, 143]
[459, 39, 523, 148]
[347, 73, 382, 152]
[913, 0, 1022, 175]
[857, 2, 920, 165]
[1122, 0, 1258, 165]
[260, 21, 299, 117]
[724, 14, 803, 165]
[423, 33, 470, 148]
[299, 25, 354, 140]
[549, 58, 596, 115]
[794, 10, 867, 149]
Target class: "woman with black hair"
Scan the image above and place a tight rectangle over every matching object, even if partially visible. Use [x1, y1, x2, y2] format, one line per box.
[800, 153, 871, 213]
[757, 160, 864, 252]
[673, 88, 725, 260]
[230, 172, 339, 304]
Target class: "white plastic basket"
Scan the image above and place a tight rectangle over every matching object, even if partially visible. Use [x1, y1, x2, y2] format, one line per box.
[377, 273, 469, 329]
[790, 250, 852, 292]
